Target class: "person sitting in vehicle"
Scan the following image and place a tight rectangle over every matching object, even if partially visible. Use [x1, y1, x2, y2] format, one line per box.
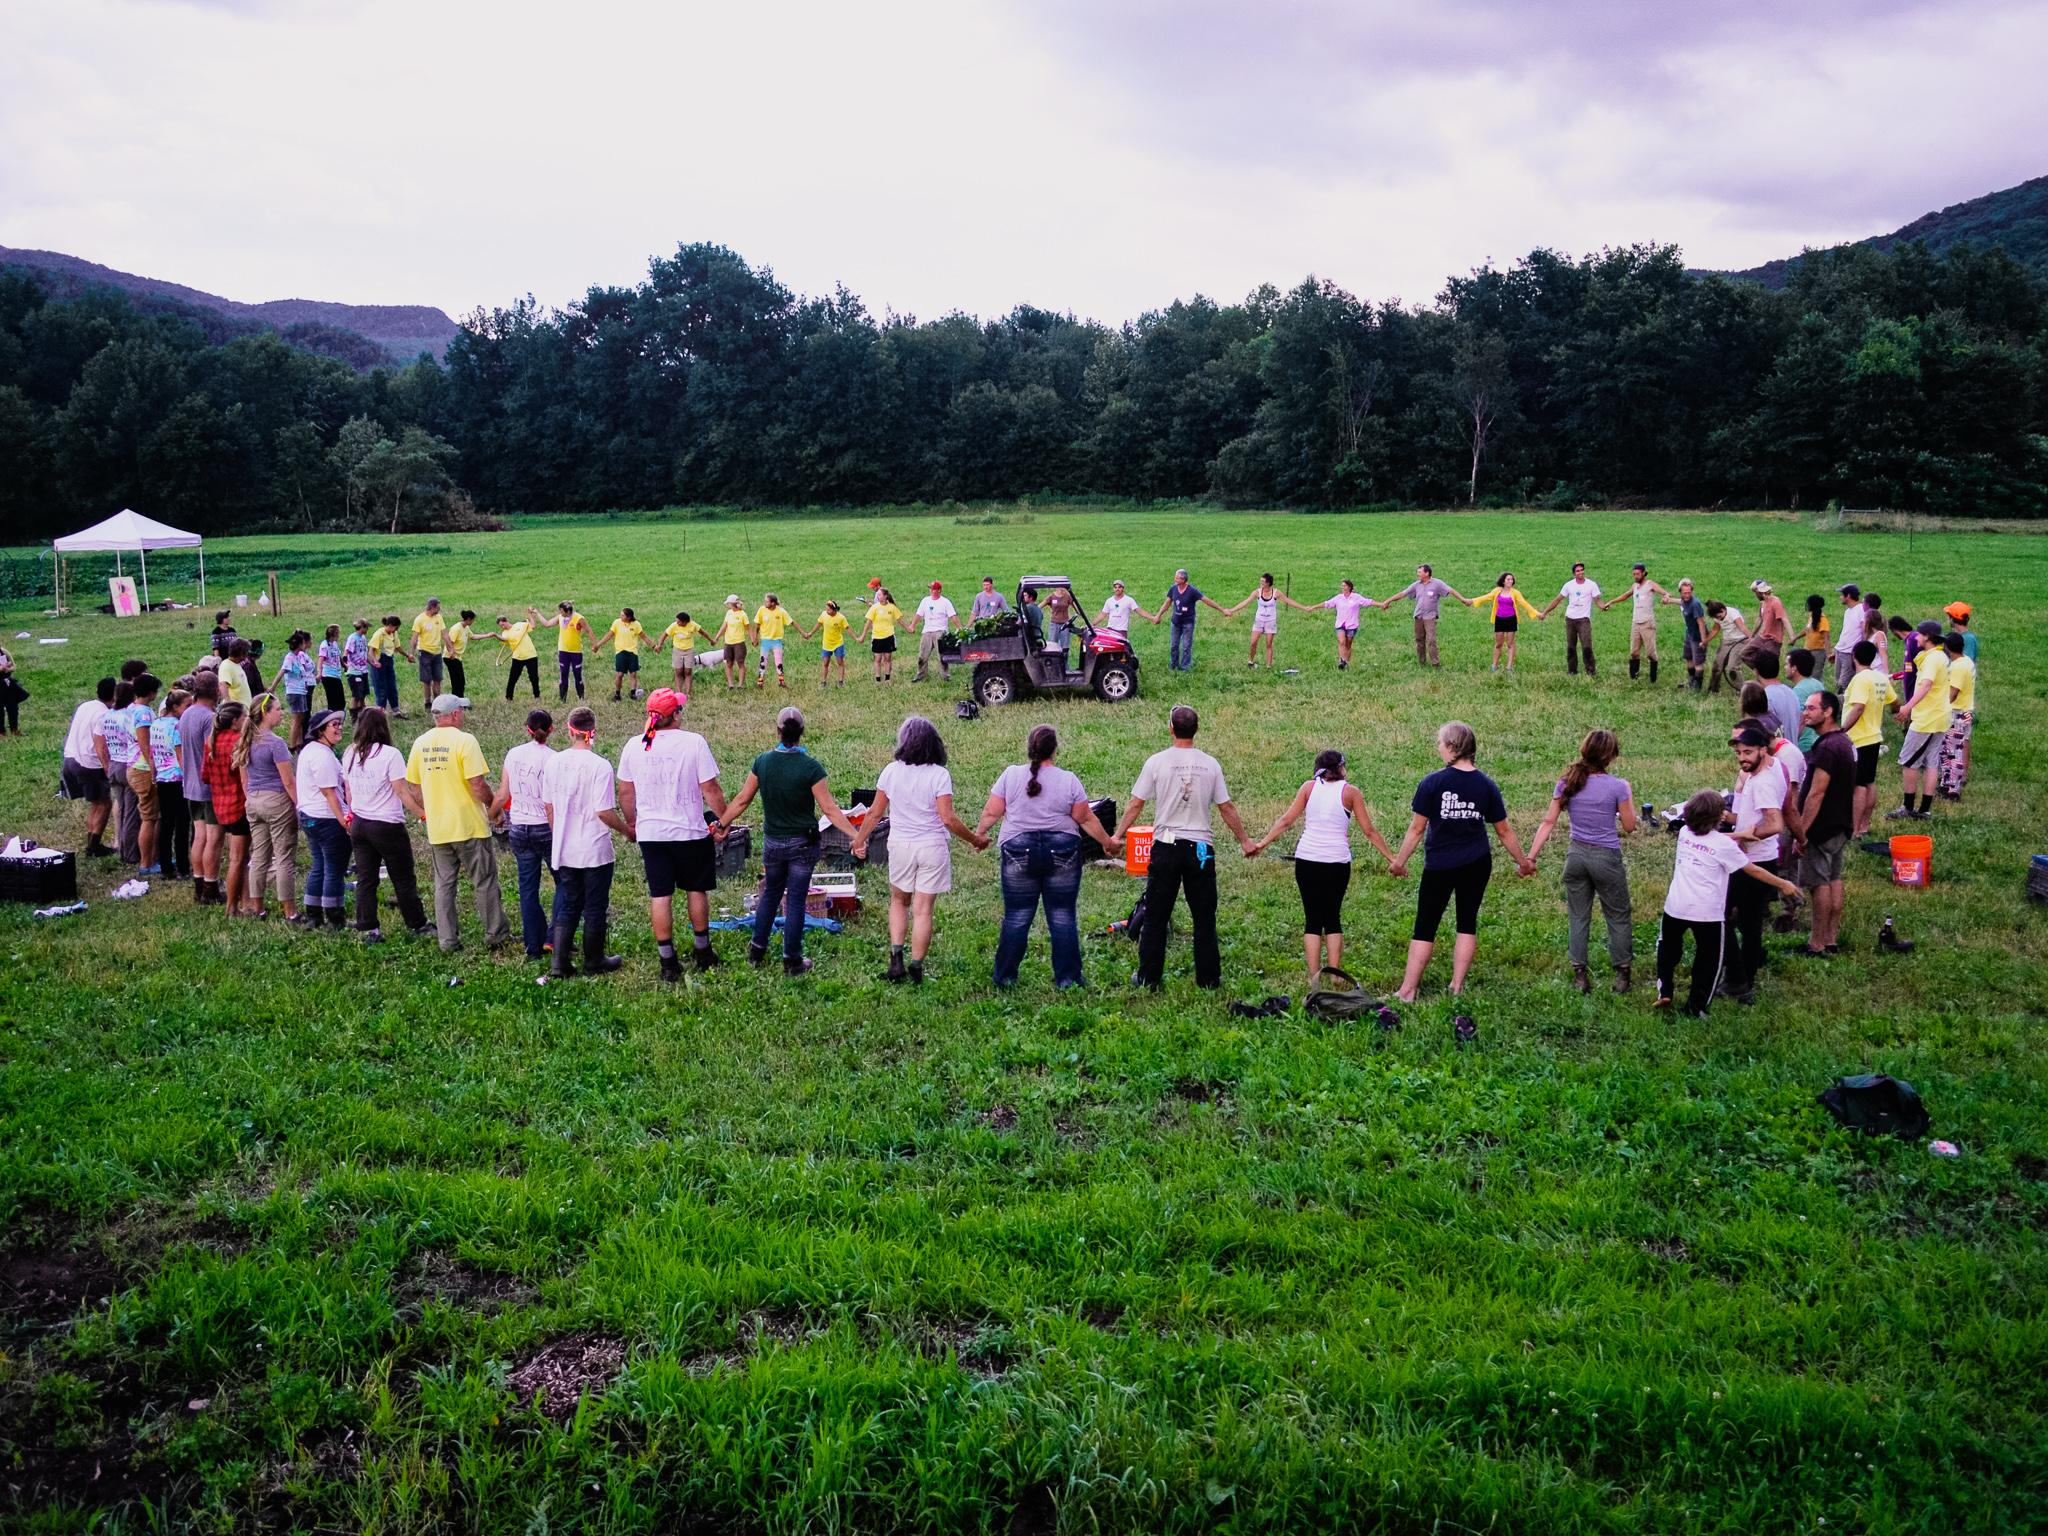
[1020, 587, 1045, 649]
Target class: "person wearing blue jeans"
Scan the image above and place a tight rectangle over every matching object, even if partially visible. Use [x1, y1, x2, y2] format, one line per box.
[1153, 570, 1228, 672]
[491, 709, 558, 960]
[976, 725, 1119, 988]
[293, 711, 352, 927]
[542, 706, 625, 977]
[509, 826, 552, 958]
[713, 706, 866, 977]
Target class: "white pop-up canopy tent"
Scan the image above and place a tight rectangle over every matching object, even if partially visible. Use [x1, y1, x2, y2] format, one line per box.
[51, 509, 206, 614]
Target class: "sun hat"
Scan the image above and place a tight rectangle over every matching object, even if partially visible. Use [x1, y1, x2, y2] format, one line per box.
[1944, 601, 1971, 621]
[1751, 579, 1773, 595]
[307, 709, 343, 736]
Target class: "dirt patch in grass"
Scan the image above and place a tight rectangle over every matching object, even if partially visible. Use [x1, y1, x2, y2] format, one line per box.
[0, 1236, 123, 1335]
[1640, 1237, 1693, 1264]
[892, 1315, 1014, 1381]
[979, 1104, 1019, 1133]
[1080, 1300, 1125, 1331]
[506, 1333, 626, 1419]
[1173, 1076, 1224, 1104]
[681, 1307, 825, 1376]
[2014, 1151, 2047, 1182]
[0, 1360, 170, 1519]
[394, 1250, 540, 1316]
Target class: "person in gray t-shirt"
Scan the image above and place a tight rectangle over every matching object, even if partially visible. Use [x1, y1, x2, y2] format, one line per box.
[1122, 706, 1256, 990]
[1381, 563, 1467, 667]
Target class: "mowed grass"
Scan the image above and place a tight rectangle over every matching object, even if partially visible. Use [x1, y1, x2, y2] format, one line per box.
[2, 506, 2046, 1534]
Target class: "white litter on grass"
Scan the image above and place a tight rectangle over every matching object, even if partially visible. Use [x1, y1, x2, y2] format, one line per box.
[13, 631, 29, 639]
[37, 637, 69, 645]
[1929, 1139, 1961, 1158]
[33, 901, 87, 918]
[111, 879, 149, 899]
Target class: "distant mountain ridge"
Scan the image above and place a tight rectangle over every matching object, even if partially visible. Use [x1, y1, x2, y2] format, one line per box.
[1711, 174, 2048, 289]
[0, 246, 460, 365]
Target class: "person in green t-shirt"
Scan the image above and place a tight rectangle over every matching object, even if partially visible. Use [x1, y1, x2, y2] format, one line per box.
[713, 707, 865, 975]
[1787, 648, 1825, 753]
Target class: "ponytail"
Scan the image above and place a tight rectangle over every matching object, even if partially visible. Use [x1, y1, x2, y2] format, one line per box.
[1559, 729, 1618, 802]
[1024, 724, 1057, 797]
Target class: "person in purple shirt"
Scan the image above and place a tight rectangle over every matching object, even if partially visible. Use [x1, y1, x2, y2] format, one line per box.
[1381, 564, 1468, 668]
[1526, 730, 1639, 993]
[1313, 578, 1379, 671]
[1150, 569, 1231, 672]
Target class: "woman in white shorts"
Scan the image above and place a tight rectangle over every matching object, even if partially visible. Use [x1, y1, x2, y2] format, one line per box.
[1226, 572, 1315, 669]
[851, 715, 990, 984]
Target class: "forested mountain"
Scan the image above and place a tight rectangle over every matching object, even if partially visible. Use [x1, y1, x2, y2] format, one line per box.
[3, 231, 2046, 542]
[1715, 175, 2048, 289]
[0, 247, 458, 364]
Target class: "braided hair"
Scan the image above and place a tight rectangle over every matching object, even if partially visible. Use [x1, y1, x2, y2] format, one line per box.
[1025, 724, 1057, 797]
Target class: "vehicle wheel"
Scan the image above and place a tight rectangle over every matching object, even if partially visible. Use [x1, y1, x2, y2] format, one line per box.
[1093, 661, 1137, 702]
[973, 665, 1018, 707]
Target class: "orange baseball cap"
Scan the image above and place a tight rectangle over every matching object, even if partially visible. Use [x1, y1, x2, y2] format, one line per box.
[1943, 601, 1971, 621]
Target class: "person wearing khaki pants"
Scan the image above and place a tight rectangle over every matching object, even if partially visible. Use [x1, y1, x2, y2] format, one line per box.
[1380, 565, 1463, 669]
[405, 693, 511, 953]
[237, 696, 300, 919]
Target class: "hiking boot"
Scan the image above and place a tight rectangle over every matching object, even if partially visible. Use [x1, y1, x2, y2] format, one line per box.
[783, 956, 813, 977]
[693, 943, 719, 971]
[659, 955, 683, 985]
[1612, 965, 1632, 994]
[583, 920, 622, 975]
[1571, 964, 1591, 994]
[883, 951, 908, 983]
[747, 943, 769, 968]
[907, 960, 925, 985]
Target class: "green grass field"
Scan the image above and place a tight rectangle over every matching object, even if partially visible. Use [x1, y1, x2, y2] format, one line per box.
[3, 506, 2045, 1533]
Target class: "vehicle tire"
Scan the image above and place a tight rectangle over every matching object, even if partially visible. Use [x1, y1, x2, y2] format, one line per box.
[1093, 661, 1137, 702]
[973, 664, 1019, 708]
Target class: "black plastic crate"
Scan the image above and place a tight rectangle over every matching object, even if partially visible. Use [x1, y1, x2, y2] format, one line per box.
[0, 849, 77, 903]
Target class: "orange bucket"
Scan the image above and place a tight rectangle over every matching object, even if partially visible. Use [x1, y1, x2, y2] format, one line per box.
[1890, 833, 1932, 887]
[1124, 824, 1153, 876]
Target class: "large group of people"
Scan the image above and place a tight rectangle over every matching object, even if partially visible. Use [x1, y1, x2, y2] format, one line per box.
[44, 556, 1982, 1014]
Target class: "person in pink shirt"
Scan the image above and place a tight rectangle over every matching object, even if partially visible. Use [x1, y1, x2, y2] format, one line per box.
[1314, 579, 1379, 671]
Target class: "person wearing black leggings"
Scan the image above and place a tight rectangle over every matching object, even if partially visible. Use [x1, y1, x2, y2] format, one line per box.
[1387, 721, 1536, 1002]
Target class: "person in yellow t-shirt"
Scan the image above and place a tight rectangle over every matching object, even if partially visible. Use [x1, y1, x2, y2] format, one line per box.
[857, 587, 904, 682]
[367, 614, 412, 716]
[444, 609, 475, 700]
[1888, 630, 1950, 820]
[658, 611, 704, 687]
[803, 600, 853, 686]
[404, 695, 509, 952]
[752, 594, 791, 689]
[1839, 640, 1896, 837]
[497, 613, 541, 701]
[716, 595, 751, 690]
[595, 607, 648, 702]
[532, 602, 593, 702]
[1797, 593, 1830, 652]
[1936, 629, 1976, 802]
[411, 598, 448, 715]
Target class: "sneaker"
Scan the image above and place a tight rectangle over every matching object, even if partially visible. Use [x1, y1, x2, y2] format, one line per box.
[748, 943, 768, 968]
[783, 956, 814, 977]
[140, 864, 162, 876]
[1884, 807, 1917, 821]
[284, 912, 313, 927]
[1911, 808, 1933, 820]
[1652, 995, 1673, 1010]
[360, 928, 386, 945]
[408, 924, 435, 938]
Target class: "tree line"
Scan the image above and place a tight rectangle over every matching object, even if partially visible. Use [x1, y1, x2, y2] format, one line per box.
[4, 237, 2046, 540]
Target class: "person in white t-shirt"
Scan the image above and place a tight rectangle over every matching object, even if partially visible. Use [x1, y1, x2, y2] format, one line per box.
[341, 707, 428, 940]
[912, 582, 959, 683]
[618, 687, 727, 982]
[1094, 580, 1150, 644]
[1724, 721, 1792, 1005]
[1656, 790, 1801, 1017]
[1832, 582, 1868, 690]
[491, 709, 557, 960]
[294, 710, 352, 927]
[851, 715, 989, 984]
[62, 677, 118, 857]
[1540, 562, 1602, 676]
[542, 706, 629, 978]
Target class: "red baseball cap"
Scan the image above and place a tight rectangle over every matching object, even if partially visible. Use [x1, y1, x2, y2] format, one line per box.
[930, 580, 942, 591]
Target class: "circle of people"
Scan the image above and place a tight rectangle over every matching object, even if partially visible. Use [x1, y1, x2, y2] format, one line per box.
[53, 562, 1980, 1011]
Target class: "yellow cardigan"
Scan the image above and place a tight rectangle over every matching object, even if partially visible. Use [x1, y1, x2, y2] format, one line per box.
[1470, 586, 1543, 622]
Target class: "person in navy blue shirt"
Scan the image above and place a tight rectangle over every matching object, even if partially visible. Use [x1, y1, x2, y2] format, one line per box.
[1151, 569, 1231, 672]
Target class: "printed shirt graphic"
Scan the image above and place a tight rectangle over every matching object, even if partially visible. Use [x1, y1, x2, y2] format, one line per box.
[405, 727, 492, 844]
[1412, 766, 1506, 869]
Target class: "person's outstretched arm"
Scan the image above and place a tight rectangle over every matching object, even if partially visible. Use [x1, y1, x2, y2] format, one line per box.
[1346, 788, 1398, 864]
[1526, 794, 1566, 860]
[1494, 817, 1537, 876]
[1217, 799, 1256, 857]
[1253, 782, 1312, 853]
[1387, 812, 1427, 876]
[1279, 592, 1317, 612]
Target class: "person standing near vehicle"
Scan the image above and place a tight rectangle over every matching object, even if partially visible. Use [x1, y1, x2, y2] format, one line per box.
[491, 709, 557, 961]
[542, 706, 627, 978]
[853, 714, 988, 983]
[1936, 630, 1976, 802]
[1154, 570, 1229, 673]
[715, 594, 751, 690]
[411, 598, 447, 717]
[715, 706, 867, 977]
[1832, 583, 1867, 690]
[1250, 747, 1397, 988]
[406, 692, 509, 953]
[497, 612, 541, 700]
[913, 582, 959, 683]
[1095, 580, 1149, 645]
[618, 687, 728, 981]
[1382, 564, 1464, 668]
[1600, 564, 1668, 683]
[1040, 584, 1078, 660]
[975, 724, 1118, 990]
[971, 577, 1008, 623]
[1540, 562, 1601, 676]
[1526, 730, 1637, 993]
[1386, 721, 1536, 1002]
[62, 677, 117, 859]
[1787, 690, 1854, 959]
[1122, 705, 1256, 989]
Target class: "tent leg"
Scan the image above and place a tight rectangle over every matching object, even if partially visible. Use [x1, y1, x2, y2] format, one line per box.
[140, 547, 150, 613]
[198, 549, 206, 607]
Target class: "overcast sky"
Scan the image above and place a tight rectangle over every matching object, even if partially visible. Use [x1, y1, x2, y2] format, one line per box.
[5, 0, 2044, 324]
